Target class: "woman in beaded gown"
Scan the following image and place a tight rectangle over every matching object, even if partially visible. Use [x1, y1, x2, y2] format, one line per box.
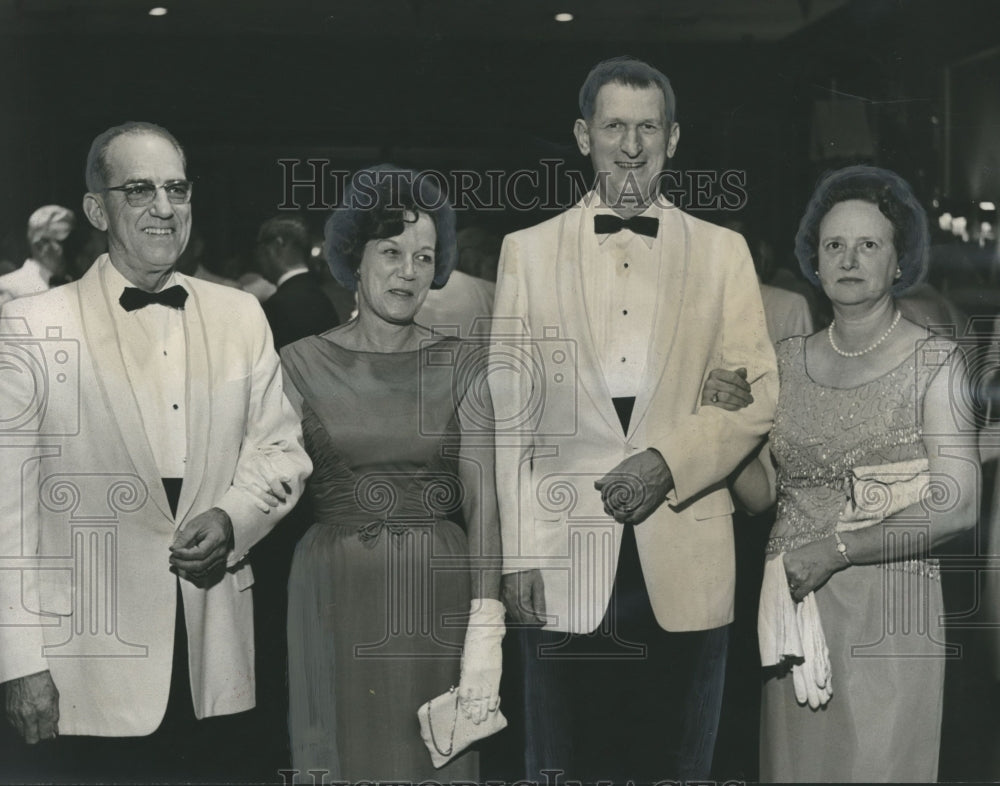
[281, 168, 503, 782]
[703, 166, 979, 782]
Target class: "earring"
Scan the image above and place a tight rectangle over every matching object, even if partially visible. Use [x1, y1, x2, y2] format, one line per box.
[894, 267, 902, 279]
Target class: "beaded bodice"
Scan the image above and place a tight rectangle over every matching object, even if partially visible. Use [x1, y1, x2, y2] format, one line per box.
[767, 334, 955, 554]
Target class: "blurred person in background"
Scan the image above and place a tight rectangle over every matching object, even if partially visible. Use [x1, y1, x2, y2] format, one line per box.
[0, 205, 76, 305]
[416, 225, 498, 338]
[255, 214, 340, 348]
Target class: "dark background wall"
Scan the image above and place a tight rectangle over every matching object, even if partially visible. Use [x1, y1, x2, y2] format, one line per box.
[1, 0, 998, 274]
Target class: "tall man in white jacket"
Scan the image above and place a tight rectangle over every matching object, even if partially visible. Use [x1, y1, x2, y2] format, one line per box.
[490, 57, 777, 783]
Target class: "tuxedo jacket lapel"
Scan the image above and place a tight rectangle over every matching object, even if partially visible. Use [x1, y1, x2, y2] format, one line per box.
[555, 205, 622, 438]
[76, 260, 173, 522]
[175, 277, 210, 525]
[628, 207, 690, 440]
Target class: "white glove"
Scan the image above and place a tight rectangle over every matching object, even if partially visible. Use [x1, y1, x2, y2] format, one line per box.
[759, 554, 803, 668]
[234, 447, 296, 513]
[457, 598, 505, 725]
[792, 591, 832, 709]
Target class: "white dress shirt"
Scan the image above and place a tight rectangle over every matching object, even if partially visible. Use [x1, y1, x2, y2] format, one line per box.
[103, 260, 188, 479]
[582, 200, 661, 398]
[275, 266, 309, 288]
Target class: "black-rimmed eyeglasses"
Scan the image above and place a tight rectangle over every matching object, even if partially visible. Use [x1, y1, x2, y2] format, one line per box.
[103, 179, 193, 207]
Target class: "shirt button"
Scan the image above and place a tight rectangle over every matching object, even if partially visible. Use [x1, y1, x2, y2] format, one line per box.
[623, 263, 629, 269]
[621, 357, 626, 363]
[172, 404, 179, 410]
[623, 309, 628, 315]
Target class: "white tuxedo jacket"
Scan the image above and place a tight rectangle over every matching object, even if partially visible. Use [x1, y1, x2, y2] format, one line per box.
[0, 255, 311, 735]
[490, 197, 777, 633]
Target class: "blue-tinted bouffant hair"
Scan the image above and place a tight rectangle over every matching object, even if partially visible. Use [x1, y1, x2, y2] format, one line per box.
[324, 164, 457, 292]
[795, 165, 929, 296]
[578, 56, 677, 124]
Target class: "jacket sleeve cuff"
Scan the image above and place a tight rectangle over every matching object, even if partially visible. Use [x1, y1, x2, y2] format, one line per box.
[216, 487, 267, 568]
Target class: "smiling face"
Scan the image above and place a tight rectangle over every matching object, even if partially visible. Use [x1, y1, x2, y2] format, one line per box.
[356, 211, 437, 326]
[574, 82, 679, 216]
[817, 199, 899, 307]
[83, 131, 191, 286]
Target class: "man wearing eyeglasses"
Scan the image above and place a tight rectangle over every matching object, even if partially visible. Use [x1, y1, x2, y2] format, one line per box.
[0, 121, 311, 783]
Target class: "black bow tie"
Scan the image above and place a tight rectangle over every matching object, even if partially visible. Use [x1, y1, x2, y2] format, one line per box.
[119, 284, 188, 312]
[594, 214, 659, 239]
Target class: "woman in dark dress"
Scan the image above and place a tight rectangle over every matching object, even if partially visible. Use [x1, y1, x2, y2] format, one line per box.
[282, 167, 503, 781]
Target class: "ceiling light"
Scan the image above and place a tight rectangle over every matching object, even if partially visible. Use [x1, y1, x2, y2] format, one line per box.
[149, 7, 168, 16]
[554, 12, 574, 22]
[980, 201, 996, 211]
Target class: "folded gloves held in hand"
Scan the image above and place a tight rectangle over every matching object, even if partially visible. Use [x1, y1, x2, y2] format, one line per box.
[758, 554, 832, 709]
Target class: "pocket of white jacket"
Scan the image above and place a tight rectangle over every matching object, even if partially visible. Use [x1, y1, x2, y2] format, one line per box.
[688, 489, 735, 521]
[232, 562, 255, 591]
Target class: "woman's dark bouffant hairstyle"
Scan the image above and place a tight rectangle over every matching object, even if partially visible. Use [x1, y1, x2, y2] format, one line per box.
[324, 164, 456, 292]
[795, 165, 930, 296]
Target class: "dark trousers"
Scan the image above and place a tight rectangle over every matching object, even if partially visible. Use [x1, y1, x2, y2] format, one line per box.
[517, 523, 730, 786]
[0, 479, 267, 785]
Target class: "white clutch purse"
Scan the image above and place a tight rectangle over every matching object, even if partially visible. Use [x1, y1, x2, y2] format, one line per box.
[417, 686, 507, 768]
[839, 458, 930, 530]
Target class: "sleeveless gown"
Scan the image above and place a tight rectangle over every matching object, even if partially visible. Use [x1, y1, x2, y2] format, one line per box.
[760, 335, 954, 783]
[282, 335, 492, 782]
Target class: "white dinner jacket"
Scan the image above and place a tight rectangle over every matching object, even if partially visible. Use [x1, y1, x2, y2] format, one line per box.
[490, 196, 778, 633]
[0, 255, 311, 735]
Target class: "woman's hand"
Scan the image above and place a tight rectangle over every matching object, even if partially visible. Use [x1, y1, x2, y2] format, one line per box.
[701, 367, 753, 411]
[235, 447, 294, 513]
[458, 599, 505, 723]
[783, 536, 847, 603]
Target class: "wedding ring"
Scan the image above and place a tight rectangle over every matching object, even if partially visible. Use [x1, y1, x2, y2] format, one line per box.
[711, 392, 720, 403]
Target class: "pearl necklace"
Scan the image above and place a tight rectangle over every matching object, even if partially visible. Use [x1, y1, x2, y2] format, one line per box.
[827, 310, 901, 358]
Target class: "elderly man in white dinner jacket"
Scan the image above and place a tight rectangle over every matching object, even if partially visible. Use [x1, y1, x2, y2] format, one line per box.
[0, 121, 310, 784]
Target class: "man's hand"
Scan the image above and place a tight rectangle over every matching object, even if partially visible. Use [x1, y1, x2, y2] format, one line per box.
[169, 507, 234, 586]
[5, 670, 59, 744]
[595, 449, 674, 526]
[500, 569, 547, 625]
[701, 367, 753, 411]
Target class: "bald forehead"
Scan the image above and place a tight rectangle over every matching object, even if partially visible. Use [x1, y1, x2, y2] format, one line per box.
[104, 132, 187, 183]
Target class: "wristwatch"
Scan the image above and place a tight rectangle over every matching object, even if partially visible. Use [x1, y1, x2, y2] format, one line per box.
[834, 531, 852, 565]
